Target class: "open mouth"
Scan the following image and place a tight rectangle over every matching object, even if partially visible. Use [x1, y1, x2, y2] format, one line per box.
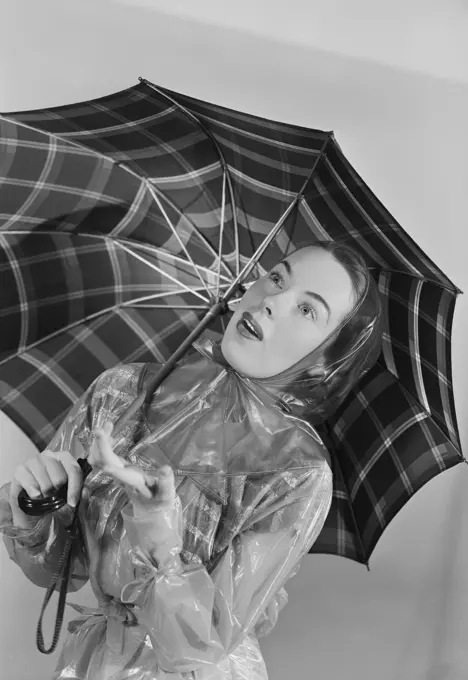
[236, 312, 263, 341]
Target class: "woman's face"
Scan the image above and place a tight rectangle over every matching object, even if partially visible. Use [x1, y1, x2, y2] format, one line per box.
[221, 246, 356, 378]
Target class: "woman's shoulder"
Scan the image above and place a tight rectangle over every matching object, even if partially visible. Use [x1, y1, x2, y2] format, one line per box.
[276, 441, 333, 501]
[283, 418, 332, 473]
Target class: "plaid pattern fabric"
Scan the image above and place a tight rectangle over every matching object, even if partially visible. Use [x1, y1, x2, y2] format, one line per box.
[0, 80, 463, 565]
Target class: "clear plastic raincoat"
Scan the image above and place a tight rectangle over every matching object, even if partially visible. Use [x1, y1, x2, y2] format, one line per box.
[0, 331, 334, 680]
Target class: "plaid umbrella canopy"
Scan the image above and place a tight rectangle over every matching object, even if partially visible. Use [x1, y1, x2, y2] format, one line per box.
[0, 78, 463, 567]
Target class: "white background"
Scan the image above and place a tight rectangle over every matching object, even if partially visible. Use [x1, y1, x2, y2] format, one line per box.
[1, 2, 468, 679]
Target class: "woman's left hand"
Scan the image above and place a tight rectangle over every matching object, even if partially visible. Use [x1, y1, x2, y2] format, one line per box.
[89, 421, 176, 512]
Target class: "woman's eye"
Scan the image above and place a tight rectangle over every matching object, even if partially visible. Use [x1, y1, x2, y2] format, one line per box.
[300, 304, 316, 320]
[269, 271, 283, 286]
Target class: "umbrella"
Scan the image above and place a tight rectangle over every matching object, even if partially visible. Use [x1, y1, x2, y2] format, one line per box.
[0, 78, 464, 568]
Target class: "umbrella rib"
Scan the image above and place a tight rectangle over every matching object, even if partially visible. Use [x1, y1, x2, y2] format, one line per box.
[129, 304, 211, 310]
[134, 182, 234, 280]
[117, 288, 221, 302]
[139, 78, 241, 278]
[412, 280, 436, 414]
[143, 181, 213, 297]
[2, 230, 233, 286]
[0, 291, 213, 369]
[126, 242, 232, 284]
[117, 159, 234, 281]
[216, 172, 227, 297]
[226, 169, 240, 278]
[114, 241, 211, 303]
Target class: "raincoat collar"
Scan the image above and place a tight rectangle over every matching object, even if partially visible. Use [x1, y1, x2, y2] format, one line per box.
[140, 329, 329, 505]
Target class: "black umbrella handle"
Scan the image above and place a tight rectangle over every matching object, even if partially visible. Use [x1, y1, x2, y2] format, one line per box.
[17, 458, 92, 516]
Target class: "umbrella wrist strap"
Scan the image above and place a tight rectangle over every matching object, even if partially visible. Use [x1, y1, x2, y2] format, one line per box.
[36, 516, 78, 654]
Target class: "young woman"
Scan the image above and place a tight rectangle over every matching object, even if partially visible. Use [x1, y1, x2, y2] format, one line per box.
[0, 242, 382, 680]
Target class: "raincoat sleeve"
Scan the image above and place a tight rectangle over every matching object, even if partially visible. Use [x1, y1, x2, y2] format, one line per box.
[120, 462, 333, 674]
[0, 371, 108, 591]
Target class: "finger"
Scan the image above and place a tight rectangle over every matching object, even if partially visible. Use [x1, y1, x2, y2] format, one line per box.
[58, 452, 83, 507]
[43, 457, 68, 490]
[13, 466, 43, 499]
[158, 465, 174, 480]
[101, 421, 117, 450]
[26, 457, 55, 496]
[111, 466, 153, 499]
[157, 466, 175, 489]
[144, 475, 160, 498]
[147, 466, 175, 500]
[93, 424, 124, 470]
[96, 420, 114, 443]
[102, 420, 113, 436]
[102, 465, 132, 486]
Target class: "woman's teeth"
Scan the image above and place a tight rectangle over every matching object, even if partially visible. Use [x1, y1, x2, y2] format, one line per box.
[243, 318, 260, 339]
[236, 318, 261, 340]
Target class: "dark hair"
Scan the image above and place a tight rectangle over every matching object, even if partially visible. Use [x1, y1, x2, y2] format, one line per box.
[288, 241, 383, 422]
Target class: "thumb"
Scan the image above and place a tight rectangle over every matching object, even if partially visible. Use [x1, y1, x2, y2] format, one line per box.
[92, 422, 124, 470]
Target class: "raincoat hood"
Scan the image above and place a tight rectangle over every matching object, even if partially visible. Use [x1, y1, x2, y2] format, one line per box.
[192, 265, 382, 422]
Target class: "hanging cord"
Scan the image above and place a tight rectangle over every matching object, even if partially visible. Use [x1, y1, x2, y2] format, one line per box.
[34, 458, 92, 654]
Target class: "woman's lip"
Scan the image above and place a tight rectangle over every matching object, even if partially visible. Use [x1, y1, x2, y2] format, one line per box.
[241, 311, 264, 340]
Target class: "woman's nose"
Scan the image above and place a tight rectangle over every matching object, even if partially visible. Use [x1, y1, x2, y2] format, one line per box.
[262, 296, 274, 317]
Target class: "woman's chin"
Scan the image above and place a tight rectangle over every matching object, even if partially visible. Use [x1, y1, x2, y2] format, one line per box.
[220, 334, 259, 377]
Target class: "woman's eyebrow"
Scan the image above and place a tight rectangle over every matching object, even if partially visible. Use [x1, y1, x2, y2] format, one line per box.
[279, 260, 331, 322]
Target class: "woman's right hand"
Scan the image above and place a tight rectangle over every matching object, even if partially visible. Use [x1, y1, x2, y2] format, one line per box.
[9, 451, 83, 529]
